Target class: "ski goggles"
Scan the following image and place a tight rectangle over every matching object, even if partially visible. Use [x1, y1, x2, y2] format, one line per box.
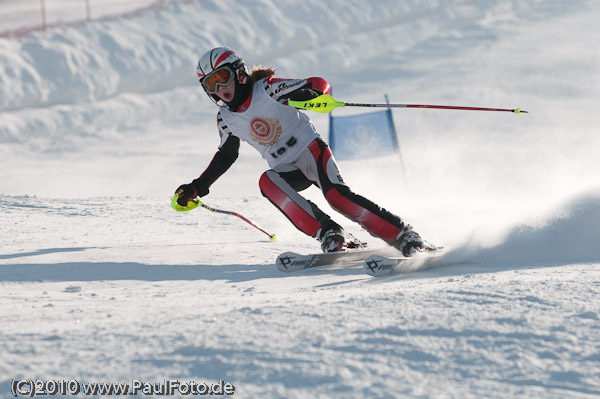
[202, 67, 235, 94]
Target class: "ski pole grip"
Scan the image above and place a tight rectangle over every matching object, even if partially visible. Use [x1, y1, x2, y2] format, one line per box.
[171, 194, 200, 212]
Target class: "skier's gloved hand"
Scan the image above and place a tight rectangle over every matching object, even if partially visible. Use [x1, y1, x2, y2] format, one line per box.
[175, 181, 209, 207]
[175, 184, 196, 207]
[287, 88, 323, 102]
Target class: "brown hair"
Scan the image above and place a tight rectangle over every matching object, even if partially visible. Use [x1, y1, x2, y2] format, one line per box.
[249, 66, 276, 83]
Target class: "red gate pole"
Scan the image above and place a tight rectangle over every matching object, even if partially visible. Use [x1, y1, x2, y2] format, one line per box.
[85, 0, 92, 21]
[40, 0, 47, 30]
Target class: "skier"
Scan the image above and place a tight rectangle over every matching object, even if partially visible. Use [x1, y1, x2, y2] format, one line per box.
[175, 46, 435, 256]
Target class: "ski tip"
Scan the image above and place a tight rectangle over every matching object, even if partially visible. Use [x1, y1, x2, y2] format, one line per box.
[363, 255, 396, 277]
[275, 252, 315, 273]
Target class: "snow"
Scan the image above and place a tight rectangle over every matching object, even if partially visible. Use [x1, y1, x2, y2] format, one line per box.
[0, 0, 168, 37]
[1, 0, 599, 398]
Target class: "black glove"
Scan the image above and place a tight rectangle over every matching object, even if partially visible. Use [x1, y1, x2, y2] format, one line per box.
[175, 181, 209, 206]
[287, 88, 323, 102]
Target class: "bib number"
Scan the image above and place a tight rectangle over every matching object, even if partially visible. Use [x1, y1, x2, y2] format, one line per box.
[270, 137, 297, 158]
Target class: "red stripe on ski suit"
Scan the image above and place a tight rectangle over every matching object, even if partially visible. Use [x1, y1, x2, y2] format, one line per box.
[325, 189, 402, 243]
[311, 140, 403, 244]
[259, 172, 322, 237]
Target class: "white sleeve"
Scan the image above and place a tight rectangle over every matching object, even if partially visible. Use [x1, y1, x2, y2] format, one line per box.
[264, 78, 309, 104]
[216, 110, 234, 148]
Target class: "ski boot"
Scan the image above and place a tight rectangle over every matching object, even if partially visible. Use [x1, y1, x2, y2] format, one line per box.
[319, 224, 346, 253]
[393, 224, 437, 257]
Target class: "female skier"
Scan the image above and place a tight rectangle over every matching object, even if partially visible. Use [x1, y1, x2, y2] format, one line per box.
[175, 47, 434, 256]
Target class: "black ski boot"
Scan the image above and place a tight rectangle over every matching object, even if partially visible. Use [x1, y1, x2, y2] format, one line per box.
[319, 224, 346, 253]
[393, 224, 436, 257]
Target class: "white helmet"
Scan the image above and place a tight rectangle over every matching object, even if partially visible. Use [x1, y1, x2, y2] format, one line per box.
[196, 47, 250, 107]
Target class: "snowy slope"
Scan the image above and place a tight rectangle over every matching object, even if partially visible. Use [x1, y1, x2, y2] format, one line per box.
[1, 0, 599, 398]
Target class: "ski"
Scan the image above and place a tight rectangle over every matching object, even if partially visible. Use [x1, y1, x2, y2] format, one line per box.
[276, 247, 402, 273]
[363, 251, 445, 277]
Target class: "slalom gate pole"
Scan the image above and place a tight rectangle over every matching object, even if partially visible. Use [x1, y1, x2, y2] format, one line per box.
[171, 194, 276, 241]
[288, 94, 528, 115]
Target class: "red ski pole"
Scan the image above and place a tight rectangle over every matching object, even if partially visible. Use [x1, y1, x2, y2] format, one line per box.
[198, 202, 277, 241]
[171, 195, 277, 241]
[289, 94, 528, 115]
[347, 102, 528, 114]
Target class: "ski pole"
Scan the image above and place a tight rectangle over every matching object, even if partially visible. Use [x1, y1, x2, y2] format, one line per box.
[171, 194, 277, 241]
[288, 94, 528, 115]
